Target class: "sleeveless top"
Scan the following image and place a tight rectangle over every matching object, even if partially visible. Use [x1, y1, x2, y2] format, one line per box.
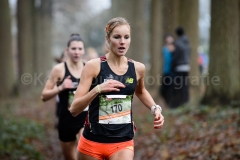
[57, 62, 87, 129]
[83, 56, 137, 143]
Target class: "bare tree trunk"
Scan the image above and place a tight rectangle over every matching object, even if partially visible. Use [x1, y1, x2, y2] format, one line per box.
[17, 0, 34, 91]
[111, 0, 147, 63]
[202, 0, 240, 104]
[130, 0, 147, 63]
[111, 0, 133, 59]
[238, 0, 240, 127]
[0, 0, 15, 97]
[162, 0, 179, 35]
[35, 0, 53, 87]
[179, 0, 200, 105]
[149, 0, 163, 92]
[32, 1, 42, 84]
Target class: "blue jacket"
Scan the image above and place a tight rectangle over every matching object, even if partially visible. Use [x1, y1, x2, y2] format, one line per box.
[162, 46, 172, 75]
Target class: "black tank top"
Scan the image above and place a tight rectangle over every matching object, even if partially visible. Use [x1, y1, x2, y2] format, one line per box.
[83, 56, 137, 143]
[58, 62, 86, 129]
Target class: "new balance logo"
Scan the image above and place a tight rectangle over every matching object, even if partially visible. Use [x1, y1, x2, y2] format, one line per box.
[125, 78, 134, 84]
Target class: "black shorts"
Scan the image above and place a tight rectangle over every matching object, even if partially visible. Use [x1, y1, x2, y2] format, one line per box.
[57, 111, 88, 142]
[58, 127, 81, 142]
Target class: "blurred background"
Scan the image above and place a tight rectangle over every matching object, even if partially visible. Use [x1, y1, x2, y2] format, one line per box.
[0, 0, 239, 160]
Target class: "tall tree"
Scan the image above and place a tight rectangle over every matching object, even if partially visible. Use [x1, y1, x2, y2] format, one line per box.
[34, 0, 53, 86]
[17, 0, 34, 90]
[149, 0, 163, 91]
[0, 0, 15, 97]
[111, 0, 147, 63]
[53, 0, 92, 56]
[239, 0, 240, 81]
[162, 0, 179, 35]
[32, 0, 42, 82]
[202, 0, 240, 104]
[178, 0, 200, 104]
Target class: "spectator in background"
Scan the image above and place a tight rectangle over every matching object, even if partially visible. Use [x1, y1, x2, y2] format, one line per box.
[198, 46, 209, 75]
[171, 27, 191, 108]
[83, 47, 99, 62]
[160, 34, 175, 107]
[198, 51, 204, 75]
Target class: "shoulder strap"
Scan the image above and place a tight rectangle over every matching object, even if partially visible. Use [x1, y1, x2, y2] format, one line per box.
[127, 57, 133, 63]
[100, 55, 133, 63]
[64, 62, 70, 76]
[100, 56, 107, 62]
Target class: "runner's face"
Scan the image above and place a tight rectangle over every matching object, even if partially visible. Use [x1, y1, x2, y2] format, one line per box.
[67, 41, 85, 63]
[108, 25, 131, 56]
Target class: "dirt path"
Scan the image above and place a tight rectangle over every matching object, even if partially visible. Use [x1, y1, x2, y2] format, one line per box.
[15, 97, 64, 159]
[37, 99, 64, 160]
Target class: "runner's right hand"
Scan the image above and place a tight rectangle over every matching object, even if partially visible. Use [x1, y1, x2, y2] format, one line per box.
[60, 76, 74, 90]
[98, 79, 125, 93]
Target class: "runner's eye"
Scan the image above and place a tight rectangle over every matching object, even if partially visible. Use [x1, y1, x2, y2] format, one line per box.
[114, 35, 120, 39]
[125, 35, 130, 39]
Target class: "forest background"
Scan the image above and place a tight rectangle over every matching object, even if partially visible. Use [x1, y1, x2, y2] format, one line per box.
[0, 0, 239, 159]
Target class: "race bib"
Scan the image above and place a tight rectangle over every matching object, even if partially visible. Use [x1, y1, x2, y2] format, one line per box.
[72, 82, 79, 88]
[99, 95, 132, 124]
[83, 106, 89, 111]
[68, 91, 74, 106]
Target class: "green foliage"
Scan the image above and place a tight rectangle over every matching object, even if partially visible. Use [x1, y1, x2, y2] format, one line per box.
[0, 114, 45, 160]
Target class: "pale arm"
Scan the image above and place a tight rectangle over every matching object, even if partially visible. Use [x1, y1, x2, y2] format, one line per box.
[134, 62, 164, 129]
[69, 60, 99, 117]
[41, 64, 73, 101]
[41, 66, 62, 101]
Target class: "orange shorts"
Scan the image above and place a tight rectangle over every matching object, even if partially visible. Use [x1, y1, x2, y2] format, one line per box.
[77, 135, 134, 160]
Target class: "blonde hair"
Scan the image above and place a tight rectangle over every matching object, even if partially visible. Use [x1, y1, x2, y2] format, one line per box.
[105, 17, 130, 38]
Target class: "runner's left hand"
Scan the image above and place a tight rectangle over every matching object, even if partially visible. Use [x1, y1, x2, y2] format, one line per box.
[153, 110, 164, 129]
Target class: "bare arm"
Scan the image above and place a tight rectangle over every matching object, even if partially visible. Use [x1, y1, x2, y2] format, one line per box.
[41, 63, 73, 101]
[69, 60, 99, 116]
[41, 65, 62, 101]
[69, 59, 126, 117]
[134, 62, 164, 129]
